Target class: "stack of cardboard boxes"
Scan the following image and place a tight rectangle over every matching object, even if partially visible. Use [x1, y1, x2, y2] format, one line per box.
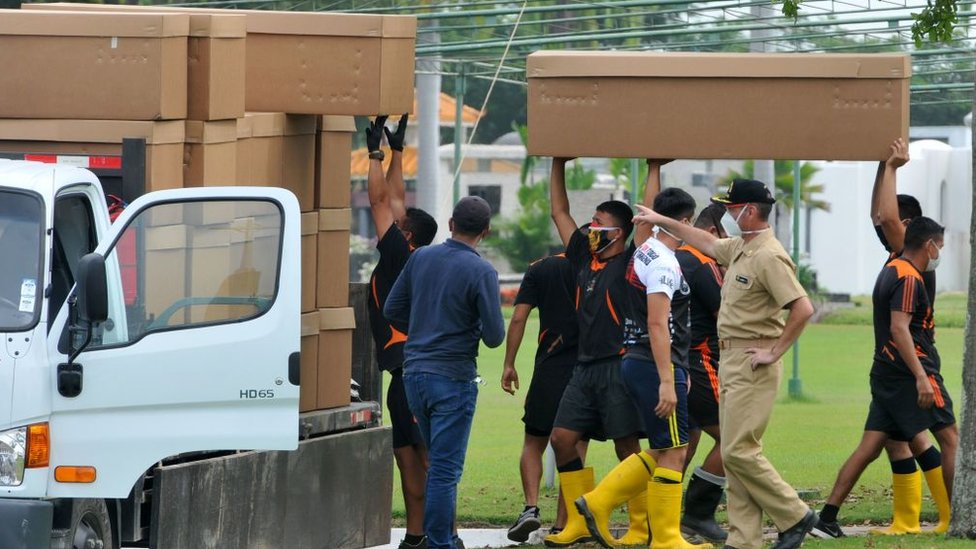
[7, 4, 415, 412]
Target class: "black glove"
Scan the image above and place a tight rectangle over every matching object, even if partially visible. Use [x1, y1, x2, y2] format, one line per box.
[384, 113, 409, 152]
[365, 115, 388, 152]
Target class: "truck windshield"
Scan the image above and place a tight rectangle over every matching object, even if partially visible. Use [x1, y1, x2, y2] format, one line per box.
[0, 189, 44, 332]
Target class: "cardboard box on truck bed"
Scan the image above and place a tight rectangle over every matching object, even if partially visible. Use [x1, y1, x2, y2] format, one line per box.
[317, 209, 351, 309]
[0, 119, 184, 191]
[0, 10, 188, 120]
[237, 113, 317, 211]
[316, 116, 357, 209]
[527, 51, 911, 161]
[184, 120, 237, 187]
[318, 307, 355, 410]
[25, 3, 417, 116]
[24, 4, 247, 121]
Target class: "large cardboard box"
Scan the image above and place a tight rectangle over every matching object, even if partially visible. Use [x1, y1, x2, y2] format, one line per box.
[24, 4, 246, 121]
[145, 224, 189, 324]
[299, 312, 320, 412]
[0, 10, 188, 120]
[316, 116, 356, 209]
[25, 3, 416, 116]
[184, 120, 237, 187]
[237, 113, 317, 211]
[318, 307, 355, 410]
[301, 212, 319, 313]
[0, 119, 184, 192]
[527, 51, 911, 161]
[317, 209, 351, 309]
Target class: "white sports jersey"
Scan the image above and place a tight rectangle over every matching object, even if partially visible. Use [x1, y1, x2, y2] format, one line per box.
[631, 236, 683, 298]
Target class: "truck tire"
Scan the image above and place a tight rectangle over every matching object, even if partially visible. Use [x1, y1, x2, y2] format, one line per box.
[67, 499, 115, 549]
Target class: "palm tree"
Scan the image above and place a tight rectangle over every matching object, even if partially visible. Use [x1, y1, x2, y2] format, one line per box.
[725, 160, 830, 212]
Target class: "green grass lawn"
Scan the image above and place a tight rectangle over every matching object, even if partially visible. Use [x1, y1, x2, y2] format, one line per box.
[383, 297, 965, 540]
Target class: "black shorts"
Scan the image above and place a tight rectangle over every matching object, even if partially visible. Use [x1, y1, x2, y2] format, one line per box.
[864, 373, 956, 441]
[552, 357, 643, 442]
[621, 356, 689, 450]
[688, 369, 720, 430]
[523, 359, 576, 437]
[387, 368, 425, 449]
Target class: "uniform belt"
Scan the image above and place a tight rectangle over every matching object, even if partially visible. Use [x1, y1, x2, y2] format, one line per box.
[718, 338, 778, 350]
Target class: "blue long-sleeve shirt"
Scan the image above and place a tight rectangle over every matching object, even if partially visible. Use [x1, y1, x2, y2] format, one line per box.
[384, 238, 505, 381]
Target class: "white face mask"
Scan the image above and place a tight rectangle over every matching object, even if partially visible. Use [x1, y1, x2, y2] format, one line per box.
[720, 206, 748, 237]
[926, 241, 942, 272]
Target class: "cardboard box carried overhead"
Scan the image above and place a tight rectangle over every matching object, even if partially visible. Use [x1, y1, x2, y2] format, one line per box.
[24, 3, 417, 116]
[0, 10, 189, 120]
[527, 51, 911, 161]
[25, 4, 247, 121]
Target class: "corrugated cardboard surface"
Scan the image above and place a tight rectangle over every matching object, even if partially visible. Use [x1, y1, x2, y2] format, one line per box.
[301, 212, 319, 313]
[22, 4, 246, 121]
[300, 325, 319, 412]
[527, 51, 911, 161]
[0, 11, 188, 120]
[316, 119, 355, 209]
[0, 119, 184, 191]
[317, 209, 351, 309]
[317, 307, 355, 410]
[237, 113, 317, 210]
[184, 120, 237, 187]
[24, 3, 417, 116]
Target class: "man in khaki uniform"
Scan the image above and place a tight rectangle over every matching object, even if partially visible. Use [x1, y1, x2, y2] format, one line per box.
[634, 179, 817, 549]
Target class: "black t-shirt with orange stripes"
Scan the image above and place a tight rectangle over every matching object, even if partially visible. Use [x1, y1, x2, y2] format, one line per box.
[871, 257, 940, 378]
[368, 228, 412, 371]
[676, 244, 723, 370]
[514, 254, 579, 367]
[566, 229, 635, 364]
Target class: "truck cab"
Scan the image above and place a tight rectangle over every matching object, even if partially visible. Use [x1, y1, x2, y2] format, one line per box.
[0, 160, 301, 548]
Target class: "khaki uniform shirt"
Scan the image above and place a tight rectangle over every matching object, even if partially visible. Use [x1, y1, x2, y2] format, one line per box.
[713, 229, 807, 340]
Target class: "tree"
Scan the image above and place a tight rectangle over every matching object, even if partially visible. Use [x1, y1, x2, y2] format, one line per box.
[725, 160, 829, 213]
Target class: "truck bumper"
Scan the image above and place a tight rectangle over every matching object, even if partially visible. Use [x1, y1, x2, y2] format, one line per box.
[0, 499, 53, 549]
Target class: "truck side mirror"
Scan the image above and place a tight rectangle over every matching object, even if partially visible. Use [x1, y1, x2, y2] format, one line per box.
[76, 253, 108, 323]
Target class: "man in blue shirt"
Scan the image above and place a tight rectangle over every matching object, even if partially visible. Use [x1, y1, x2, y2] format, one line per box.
[385, 195, 506, 549]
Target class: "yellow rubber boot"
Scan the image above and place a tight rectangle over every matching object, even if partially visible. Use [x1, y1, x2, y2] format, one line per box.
[613, 491, 649, 546]
[577, 453, 656, 548]
[544, 468, 595, 548]
[647, 470, 713, 549]
[922, 466, 951, 534]
[871, 470, 922, 535]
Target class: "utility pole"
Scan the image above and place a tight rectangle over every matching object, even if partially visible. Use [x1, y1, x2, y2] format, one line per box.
[416, 19, 446, 241]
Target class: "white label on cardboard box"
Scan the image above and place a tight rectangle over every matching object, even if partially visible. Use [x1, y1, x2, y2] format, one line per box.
[111, 36, 118, 49]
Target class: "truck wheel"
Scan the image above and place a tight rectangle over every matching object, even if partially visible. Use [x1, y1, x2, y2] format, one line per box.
[69, 499, 115, 549]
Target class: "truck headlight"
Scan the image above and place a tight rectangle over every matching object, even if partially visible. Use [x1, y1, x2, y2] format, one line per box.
[0, 427, 26, 487]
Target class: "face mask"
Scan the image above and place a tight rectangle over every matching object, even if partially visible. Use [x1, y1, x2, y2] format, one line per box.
[720, 207, 748, 237]
[587, 225, 619, 254]
[653, 225, 684, 245]
[926, 241, 942, 272]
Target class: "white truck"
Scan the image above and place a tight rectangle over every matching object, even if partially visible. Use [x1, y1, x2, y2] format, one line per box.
[0, 154, 391, 549]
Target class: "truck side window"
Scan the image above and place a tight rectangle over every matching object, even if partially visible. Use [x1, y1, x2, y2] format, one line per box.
[50, 194, 97, 328]
[90, 199, 283, 349]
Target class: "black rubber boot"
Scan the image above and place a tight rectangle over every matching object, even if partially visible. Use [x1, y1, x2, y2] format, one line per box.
[680, 472, 728, 543]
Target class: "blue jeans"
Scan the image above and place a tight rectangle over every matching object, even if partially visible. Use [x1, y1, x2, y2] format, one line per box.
[403, 371, 478, 549]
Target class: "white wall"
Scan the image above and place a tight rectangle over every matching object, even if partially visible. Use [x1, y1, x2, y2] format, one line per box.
[808, 140, 972, 295]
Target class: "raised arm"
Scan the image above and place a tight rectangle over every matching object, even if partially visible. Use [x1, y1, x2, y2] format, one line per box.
[550, 158, 578, 246]
[634, 204, 719, 258]
[384, 114, 409, 222]
[873, 138, 910, 253]
[634, 159, 671, 246]
[366, 115, 395, 240]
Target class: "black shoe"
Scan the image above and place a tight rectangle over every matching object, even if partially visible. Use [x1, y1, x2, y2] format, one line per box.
[770, 510, 818, 549]
[810, 516, 845, 539]
[453, 535, 465, 549]
[507, 506, 542, 542]
[397, 536, 428, 549]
